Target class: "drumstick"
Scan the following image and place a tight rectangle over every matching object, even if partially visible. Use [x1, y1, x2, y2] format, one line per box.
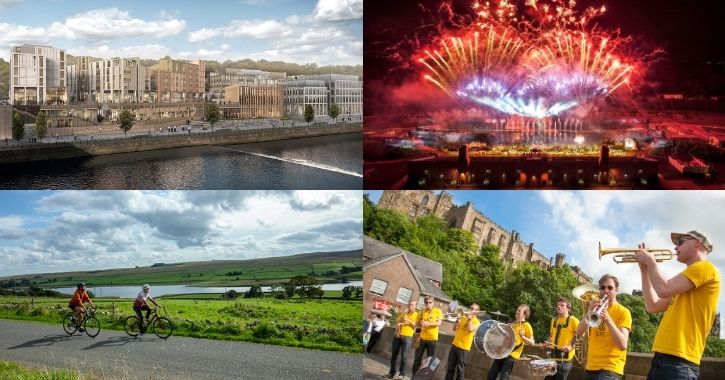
[495, 323, 510, 336]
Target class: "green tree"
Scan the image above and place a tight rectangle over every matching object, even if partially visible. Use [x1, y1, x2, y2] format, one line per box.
[35, 111, 47, 141]
[617, 293, 660, 353]
[244, 285, 263, 298]
[205, 103, 221, 132]
[288, 274, 322, 298]
[328, 103, 340, 123]
[118, 109, 135, 138]
[304, 104, 314, 124]
[705, 336, 725, 357]
[12, 112, 24, 141]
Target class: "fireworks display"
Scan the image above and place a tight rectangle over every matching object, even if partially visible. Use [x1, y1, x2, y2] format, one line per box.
[418, 0, 642, 118]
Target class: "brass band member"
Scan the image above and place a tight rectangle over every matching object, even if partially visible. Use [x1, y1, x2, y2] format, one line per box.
[575, 274, 632, 380]
[487, 304, 535, 380]
[411, 296, 443, 375]
[386, 300, 419, 380]
[542, 297, 580, 380]
[444, 304, 481, 380]
[634, 230, 721, 380]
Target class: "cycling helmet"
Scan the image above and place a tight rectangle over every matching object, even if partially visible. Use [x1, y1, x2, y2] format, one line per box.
[77, 282, 85, 289]
[142, 284, 151, 290]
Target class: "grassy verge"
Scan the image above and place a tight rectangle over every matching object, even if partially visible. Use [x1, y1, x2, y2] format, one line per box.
[0, 296, 362, 353]
[0, 360, 79, 380]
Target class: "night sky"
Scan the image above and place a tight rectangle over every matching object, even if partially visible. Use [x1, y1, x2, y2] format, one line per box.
[363, 0, 725, 118]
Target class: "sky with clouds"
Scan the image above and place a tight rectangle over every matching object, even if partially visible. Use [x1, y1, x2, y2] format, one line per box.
[367, 190, 725, 323]
[0, 0, 362, 66]
[0, 190, 363, 277]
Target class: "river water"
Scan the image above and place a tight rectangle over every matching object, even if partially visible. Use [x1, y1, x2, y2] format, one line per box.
[0, 133, 362, 189]
[53, 281, 364, 298]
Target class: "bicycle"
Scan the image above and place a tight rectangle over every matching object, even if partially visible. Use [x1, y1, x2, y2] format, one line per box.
[62, 307, 100, 337]
[123, 305, 173, 339]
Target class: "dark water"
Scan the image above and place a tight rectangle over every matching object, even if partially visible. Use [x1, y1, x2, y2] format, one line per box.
[0, 133, 362, 189]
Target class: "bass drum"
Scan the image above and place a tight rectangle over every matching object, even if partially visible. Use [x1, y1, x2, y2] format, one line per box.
[473, 319, 516, 359]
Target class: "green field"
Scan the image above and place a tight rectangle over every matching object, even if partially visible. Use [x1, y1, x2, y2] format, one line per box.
[0, 250, 363, 288]
[0, 360, 80, 380]
[0, 296, 362, 353]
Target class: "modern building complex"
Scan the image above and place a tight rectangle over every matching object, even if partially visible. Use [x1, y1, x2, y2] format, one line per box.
[88, 58, 147, 103]
[280, 74, 363, 119]
[8, 44, 362, 122]
[303, 74, 362, 116]
[223, 80, 283, 118]
[149, 58, 205, 102]
[9, 44, 67, 105]
[279, 77, 328, 118]
[209, 69, 286, 99]
[66, 56, 101, 102]
[377, 190, 592, 283]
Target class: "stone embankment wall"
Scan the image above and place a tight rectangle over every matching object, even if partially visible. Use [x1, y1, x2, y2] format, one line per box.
[0, 123, 361, 165]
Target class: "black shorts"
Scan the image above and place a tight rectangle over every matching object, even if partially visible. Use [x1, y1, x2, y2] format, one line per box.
[69, 304, 79, 311]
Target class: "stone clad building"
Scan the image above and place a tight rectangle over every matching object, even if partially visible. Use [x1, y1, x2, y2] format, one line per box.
[377, 190, 591, 283]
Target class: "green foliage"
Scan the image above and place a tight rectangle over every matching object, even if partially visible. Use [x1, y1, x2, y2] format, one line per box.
[0, 58, 8, 100]
[288, 275, 323, 298]
[244, 285, 263, 298]
[617, 294, 660, 353]
[704, 336, 725, 357]
[0, 295, 362, 353]
[304, 104, 314, 123]
[118, 109, 135, 137]
[205, 103, 221, 130]
[328, 103, 340, 122]
[224, 290, 239, 299]
[0, 360, 78, 380]
[12, 113, 24, 140]
[342, 286, 363, 299]
[35, 111, 47, 140]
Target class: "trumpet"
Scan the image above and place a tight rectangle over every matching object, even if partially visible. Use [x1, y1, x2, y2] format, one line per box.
[598, 242, 674, 264]
[584, 295, 609, 328]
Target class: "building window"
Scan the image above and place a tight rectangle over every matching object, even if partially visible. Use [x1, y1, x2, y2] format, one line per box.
[370, 279, 387, 296]
[396, 287, 413, 304]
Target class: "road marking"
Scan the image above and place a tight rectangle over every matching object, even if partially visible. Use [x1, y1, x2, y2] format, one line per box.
[217, 146, 363, 177]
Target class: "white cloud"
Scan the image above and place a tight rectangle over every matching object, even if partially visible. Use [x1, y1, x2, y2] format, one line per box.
[0, 22, 48, 45]
[188, 19, 288, 42]
[67, 44, 172, 60]
[313, 0, 362, 21]
[539, 191, 725, 296]
[0, 191, 362, 276]
[49, 8, 186, 41]
[0, 0, 19, 11]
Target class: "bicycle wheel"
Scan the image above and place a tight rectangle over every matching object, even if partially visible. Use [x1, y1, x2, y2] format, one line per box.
[153, 317, 173, 339]
[62, 314, 78, 335]
[123, 316, 140, 337]
[84, 316, 101, 337]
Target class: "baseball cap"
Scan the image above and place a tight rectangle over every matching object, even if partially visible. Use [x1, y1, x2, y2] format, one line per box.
[671, 230, 713, 253]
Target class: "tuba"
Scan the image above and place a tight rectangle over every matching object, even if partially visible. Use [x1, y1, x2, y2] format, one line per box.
[572, 283, 600, 367]
[598, 242, 674, 264]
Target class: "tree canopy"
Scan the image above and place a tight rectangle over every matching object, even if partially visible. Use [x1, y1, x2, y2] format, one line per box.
[363, 199, 724, 356]
[118, 109, 135, 137]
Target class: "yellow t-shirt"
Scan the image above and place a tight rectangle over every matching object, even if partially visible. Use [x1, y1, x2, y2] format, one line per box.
[652, 260, 721, 365]
[452, 316, 481, 350]
[419, 308, 443, 341]
[549, 315, 580, 361]
[585, 302, 632, 375]
[398, 311, 419, 337]
[510, 321, 533, 359]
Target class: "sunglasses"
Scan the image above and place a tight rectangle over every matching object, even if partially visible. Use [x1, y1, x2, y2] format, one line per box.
[600, 285, 615, 291]
[676, 237, 695, 246]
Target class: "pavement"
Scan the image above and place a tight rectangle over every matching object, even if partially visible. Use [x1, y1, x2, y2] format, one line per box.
[0, 319, 361, 380]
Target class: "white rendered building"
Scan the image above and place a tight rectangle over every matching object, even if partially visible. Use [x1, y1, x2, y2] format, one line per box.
[9, 44, 67, 105]
[88, 58, 147, 103]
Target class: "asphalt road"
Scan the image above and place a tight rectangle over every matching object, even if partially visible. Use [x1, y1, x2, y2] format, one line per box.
[0, 319, 361, 380]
